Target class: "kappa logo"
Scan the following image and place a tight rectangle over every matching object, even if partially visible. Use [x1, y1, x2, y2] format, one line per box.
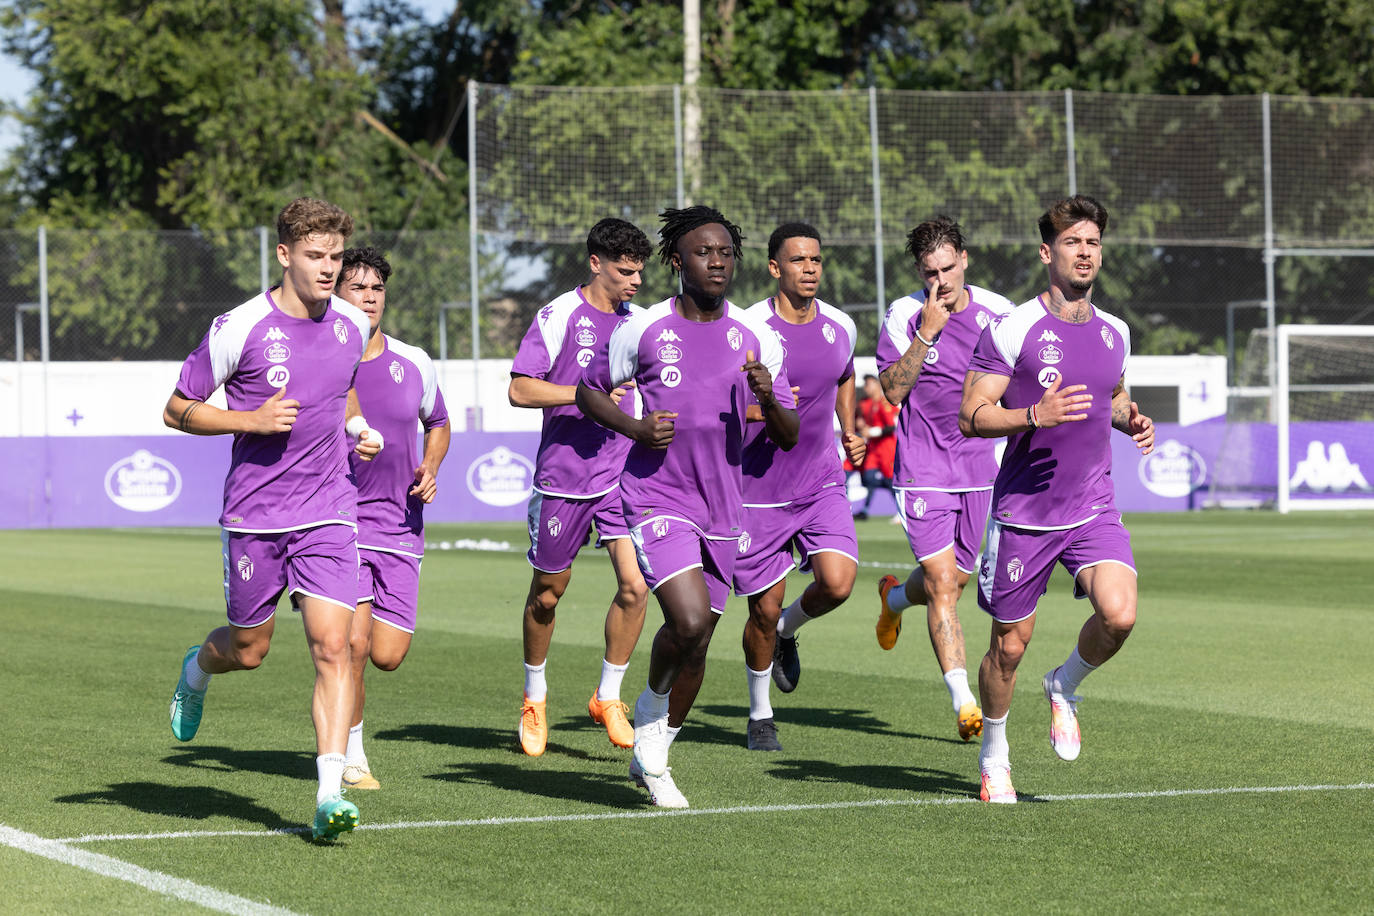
[651, 518, 670, 538]
[237, 556, 254, 582]
[575, 328, 597, 347]
[1039, 344, 1064, 365]
[547, 515, 562, 538]
[333, 318, 349, 344]
[1006, 557, 1024, 583]
[539, 305, 555, 324]
[1101, 327, 1115, 350]
[1290, 441, 1372, 492]
[1037, 366, 1061, 388]
[212, 314, 231, 335]
[1038, 329, 1063, 343]
[913, 496, 928, 519]
[657, 329, 683, 342]
[263, 327, 290, 342]
[727, 327, 743, 351]
[822, 323, 836, 345]
[389, 360, 404, 383]
[576, 316, 594, 328]
[658, 344, 683, 364]
[738, 531, 751, 554]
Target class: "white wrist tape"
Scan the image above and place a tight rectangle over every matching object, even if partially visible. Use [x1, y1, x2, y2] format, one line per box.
[346, 415, 369, 439]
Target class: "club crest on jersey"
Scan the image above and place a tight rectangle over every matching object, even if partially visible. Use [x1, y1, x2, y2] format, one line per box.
[913, 496, 928, 519]
[237, 556, 254, 581]
[262, 326, 289, 342]
[738, 531, 751, 554]
[577, 348, 594, 367]
[661, 365, 683, 388]
[1006, 557, 1024, 583]
[1101, 327, 1115, 350]
[657, 344, 683, 364]
[1039, 344, 1064, 365]
[1039, 329, 1063, 343]
[822, 323, 836, 344]
[657, 329, 682, 342]
[333, 318, 349, 344]
[651, 518, 670, 538]
[547, 516, 561, 538]
[575, 328, 597, 347]
[1038, 366, 1061, 388]
[389, 360, 404, 383]
[264, 342, 290, 363]
[727, 327, 743, 351]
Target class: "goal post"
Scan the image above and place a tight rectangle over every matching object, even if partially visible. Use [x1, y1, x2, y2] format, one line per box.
[1276, 324, 1374, 513]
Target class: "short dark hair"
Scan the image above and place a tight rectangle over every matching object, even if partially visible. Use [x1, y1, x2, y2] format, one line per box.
[1039, 195, 1109, 244]
[276, 197, 353, 246]
[340, 246, 392, 286]
[587, 218, 652, 263]
[905, 216, 965, 264]
[768, 222, 821, 261]
[657, 206, 744, 271]
[863, 373, 879, 383]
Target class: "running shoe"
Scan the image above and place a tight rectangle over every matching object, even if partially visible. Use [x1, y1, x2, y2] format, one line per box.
[588, 691, 634, 749]
[957, 702, 984, 742]
[979, 762, 1016, 804]
[518, 695, 548, 757]
[1042, 668, 1082, 761]
[772, 635, 800, 693]
[169, 646, 208, 742]
[342, 765, 380, 790]
[746, 717, 782, 751]
[311, 794, 359, 842]
[632, 697, 670, 777]
[875, 575, 903, 650]
[629, 757, 689, 808]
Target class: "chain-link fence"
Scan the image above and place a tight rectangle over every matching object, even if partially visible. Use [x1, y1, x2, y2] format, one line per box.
[5, 88, 1374, 372]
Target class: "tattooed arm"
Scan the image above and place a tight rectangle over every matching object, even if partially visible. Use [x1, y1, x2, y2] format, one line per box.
[1111, 375, 1156, 454]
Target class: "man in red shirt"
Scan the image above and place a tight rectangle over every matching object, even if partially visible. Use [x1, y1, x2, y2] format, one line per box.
[856, 374, 898, 519]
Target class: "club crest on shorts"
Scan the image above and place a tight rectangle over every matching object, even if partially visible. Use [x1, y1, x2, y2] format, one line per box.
[237, 556, 254, 581]
[913, 496, 927, 519]
[333, 318, 349, 344]
[1101, 326, 1115, 349]
[1006, 557, 1024, 583]
[389, 360, 404, 383]
[727, 327, 743, 351]
[547, 515, 561, 538]
[738, 531, 751, 554]
[822, 323, 836, 344]
[651, 518, 670, 538]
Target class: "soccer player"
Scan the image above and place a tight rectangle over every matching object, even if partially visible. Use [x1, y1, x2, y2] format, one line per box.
[508, 218, 653, 756]
[873, 217, 1015, 742]
[576, 205, 797, 807]
[734, 222, 864, 751]
[163, 197, 380, 842]
[336, 245, 451, 790]
[959, 195, 1155, 804]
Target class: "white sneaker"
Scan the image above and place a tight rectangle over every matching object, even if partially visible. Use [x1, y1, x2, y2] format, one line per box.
[1042, 669, 1082, 761]
[629, 757, 689, 809]
[632, 697, 671, 777]
[979, 761, 1016, 804]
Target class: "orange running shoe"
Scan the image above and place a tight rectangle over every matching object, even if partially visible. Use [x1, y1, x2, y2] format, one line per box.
[588, 690, 634, 748]
[979, 762, 1016, 804]
[957, 702, 984, 742]
[1042, 669, 1082, 761]
[875, 575, 903, 650]
[518, 695, 548, 757]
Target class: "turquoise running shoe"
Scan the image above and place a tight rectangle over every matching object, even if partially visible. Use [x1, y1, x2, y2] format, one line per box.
[312, 794, 359, 842]
[169, 646, 208, 741]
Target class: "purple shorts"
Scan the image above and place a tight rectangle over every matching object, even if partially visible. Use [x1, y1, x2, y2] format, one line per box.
[525, 489, 630, 573]
[221, 524, 359, 628]
[976, 511, 1136, 624]
[895, 489, 991, 574]
[734, 486, 858, 596]
[358, 548, 421, 634]
[630, 516, 737, 614]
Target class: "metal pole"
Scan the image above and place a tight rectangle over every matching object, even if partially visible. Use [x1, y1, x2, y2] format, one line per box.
[467, 80, 482, 431]
[38, 225, 49, 438]
[1064, 88, 1077, 196]
[673, 85, 685, 208]
[683, 0, 700, 203]
[259, 226, 270, 291]
[1262, 93, 1277, 418]
[1276, 325, 1290, 513]
[869, 86, 886, 326]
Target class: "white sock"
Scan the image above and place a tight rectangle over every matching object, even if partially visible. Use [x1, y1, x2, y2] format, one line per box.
[636, 684, 670, 723]
[666, 724, 682, 749]
[184, 649, 211, 691]
[597, 658, 629, 701]
[886, 570, 917, 613]
[316, 752, 345, 804]
[523, 661, 547, 702]
[776, 598, 813, 639]
[943, 668, 977, 712]
[345, 721, 367, 768]
[747, 665, 774, 721]
[979, 713, 1010, 768]
[1054, 647, 1098, 695]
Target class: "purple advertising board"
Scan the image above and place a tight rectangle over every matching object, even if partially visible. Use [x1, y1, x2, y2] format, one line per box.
[1, 421, 1369, 528]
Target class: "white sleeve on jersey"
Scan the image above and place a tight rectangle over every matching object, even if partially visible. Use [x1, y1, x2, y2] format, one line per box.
[207, 296, 273, 391]
[389, 337, 442, 420]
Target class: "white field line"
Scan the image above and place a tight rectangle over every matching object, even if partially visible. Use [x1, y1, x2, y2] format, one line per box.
[53, 781, 1374, 844]
[0, 824, 300, 915]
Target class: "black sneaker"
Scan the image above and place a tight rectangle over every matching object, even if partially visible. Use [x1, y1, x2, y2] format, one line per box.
[746, 717, 782, 751]
[772, 634, 800, 693]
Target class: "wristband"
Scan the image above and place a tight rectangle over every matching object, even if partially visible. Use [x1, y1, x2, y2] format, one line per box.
[1027, 405, 1039, 429]
[915, 329, 935, 348]
[970, 403, 987, 435]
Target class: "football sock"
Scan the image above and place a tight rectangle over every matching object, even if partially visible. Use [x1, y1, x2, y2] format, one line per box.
[980, 713, 1010, 767]
[776, 598, 813, 639]
[345, 721, 367, 768]
[886, 572, 916, 612]
[597, 658, 629, 702]
[184, 650, 211, 691]
[316, 753, 345, 804]
[747, 665, 774, 720]
[1054, 648, 1098, 695]
[523, 661, 547, 702]
[943, 668, 978, 712]
[638, 684, 670, 722]
[665, 724, 682, 750]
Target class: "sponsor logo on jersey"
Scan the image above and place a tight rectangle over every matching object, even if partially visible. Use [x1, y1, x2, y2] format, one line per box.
[661, 365, 683, 388]
[1038, 329, 1063, 343]
[237, 556, 254, 581]
[822, 323, 836, 344]
[104, 449, 182, 513]
[656, 329, 682, 342]
[266, 366, 290, 388]
[1101, 327, 1115, 350]
[924, 347, 939, 364]
[263, 327, 290, 342]
[738, 531, 751, 554]
[576, 316, 594, 328]
[1037, 366, 1061, 388]
[547, 516, 562, 538]
[333, 318, 349, 344]
[1038, 344, 1064, 365]
[576, 348, 594, 367]
[1138, 439, 1208, 498]
[657, 344, 683, 364]
[727, 327, 743, 351]
[575, 328, 597, 347]
[913, 496, 928, 519]
[389, 359, 404, 383]
[1006, 557, 1024, 583]
[264, 342, 290, 363]
[465, 446, 535, 508]
[652, 518, 670, 538]
[1290, 441, 1372, 492]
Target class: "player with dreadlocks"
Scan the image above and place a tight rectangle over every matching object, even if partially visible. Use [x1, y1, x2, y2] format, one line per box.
[577, 205, 799, 807]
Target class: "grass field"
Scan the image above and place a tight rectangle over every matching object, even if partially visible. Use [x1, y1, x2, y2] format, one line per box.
[1, 513, 1372, 914]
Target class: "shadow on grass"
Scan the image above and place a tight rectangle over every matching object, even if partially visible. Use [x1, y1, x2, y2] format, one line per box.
[54, 782, 298, 831]
[160, 745, 316, 780]
[428, 762, 646, 808]
[691, 704, 967, 746]
[766, 758, 973, 796]
[375, 722, 611, 762]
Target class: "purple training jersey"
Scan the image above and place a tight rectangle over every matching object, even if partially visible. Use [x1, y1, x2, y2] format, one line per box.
[967, 296, 1131, 530]
[349, 334, 450, 558]
[511, 288, 638, 497]
[176, 290, 369, 532]
[583, 297, 794, 539]
[876, 284, 1014, 492]
[741, 298, 856, 506]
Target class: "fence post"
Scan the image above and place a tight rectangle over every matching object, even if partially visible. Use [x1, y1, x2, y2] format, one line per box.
[38, 225, 49, 438]
[1261, 93, 1276, 416]
[1064, 88, 1077, 196]
[673, 85, 685, 208]
[868, 86, 886, 326]
[259, 226, 270, 291]
[467, 80, 482, 431]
